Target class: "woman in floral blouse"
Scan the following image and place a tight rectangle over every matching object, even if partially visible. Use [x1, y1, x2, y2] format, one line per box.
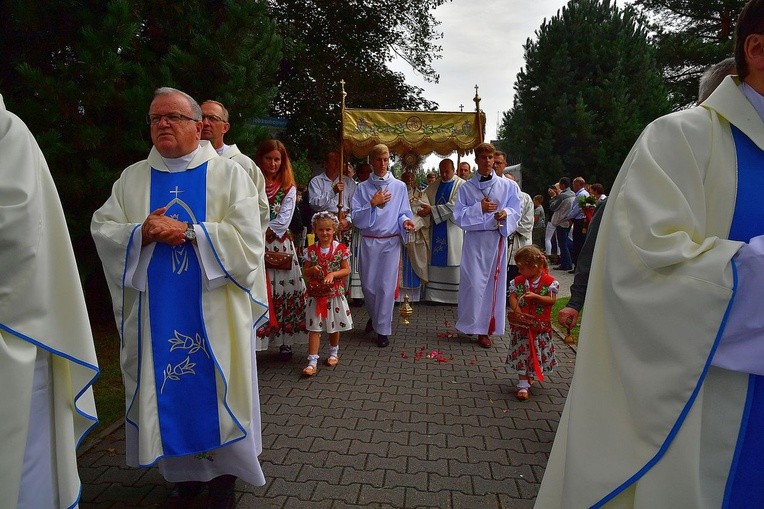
[255, 139, 306, 358]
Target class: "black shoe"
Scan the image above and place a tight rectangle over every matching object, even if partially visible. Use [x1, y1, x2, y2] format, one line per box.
[377, 334, 389, 347]
[567, 270, 576, 274]
[278, 344, 293, 360]
[554, 265, 572, 271]
[206, 475, 236, 509]
[365, 319, 374, 333]
[166, 481, 204, 509]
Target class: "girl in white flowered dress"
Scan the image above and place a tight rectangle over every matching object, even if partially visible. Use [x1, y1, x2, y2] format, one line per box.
[507, 245, 558, 401]
[301, 212, 353, 376]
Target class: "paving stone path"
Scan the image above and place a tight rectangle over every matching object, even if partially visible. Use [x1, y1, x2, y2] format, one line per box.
[79, 272, 576, 508]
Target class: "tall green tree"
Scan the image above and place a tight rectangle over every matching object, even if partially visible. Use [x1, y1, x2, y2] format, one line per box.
[498, 0, 670, 194]
[632, 0, 745, 109]
[0, 0, 281, 313]
[267, 0, 446, 158]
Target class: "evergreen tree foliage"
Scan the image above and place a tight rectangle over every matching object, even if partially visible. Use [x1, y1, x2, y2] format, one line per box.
[632, 0, 745, 109]
[0, 0, 281, 311]
[267, 0, 447, 158]
[498, 0, 670, 195]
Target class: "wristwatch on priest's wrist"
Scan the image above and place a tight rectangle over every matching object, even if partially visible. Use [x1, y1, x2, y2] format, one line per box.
[184, 223, 196, 242]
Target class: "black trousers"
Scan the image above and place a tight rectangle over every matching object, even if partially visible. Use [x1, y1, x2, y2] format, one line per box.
[571, 218, 587, 267]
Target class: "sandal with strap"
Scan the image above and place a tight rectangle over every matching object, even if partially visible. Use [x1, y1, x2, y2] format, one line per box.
[516, 387, 530, 401]
[325, 355, 339, 367]
[302, 365, 317, 376]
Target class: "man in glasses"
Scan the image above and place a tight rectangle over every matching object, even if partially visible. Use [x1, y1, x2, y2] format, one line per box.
[92, 87, 268, 508]
[200, 100, 269, 229]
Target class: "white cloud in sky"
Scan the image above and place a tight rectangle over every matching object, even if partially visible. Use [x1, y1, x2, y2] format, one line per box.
[387, 0, 574, 170]
[378, 0, 635, 170]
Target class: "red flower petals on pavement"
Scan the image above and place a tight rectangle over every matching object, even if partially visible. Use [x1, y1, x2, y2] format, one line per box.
[399, 345, 460, 364]
[436, 319, 458, 339]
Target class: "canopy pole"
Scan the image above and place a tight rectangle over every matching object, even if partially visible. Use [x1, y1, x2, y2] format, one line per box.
[337, 79, 347, 239]
[474, 84, 483, 142]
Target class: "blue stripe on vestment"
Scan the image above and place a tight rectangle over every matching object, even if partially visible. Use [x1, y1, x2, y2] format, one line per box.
[147, 164, 221, 456]
[722, 125, 764, 508]
[431, 180, 454, 267]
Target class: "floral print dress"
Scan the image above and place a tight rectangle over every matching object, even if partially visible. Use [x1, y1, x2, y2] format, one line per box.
[302, 240, 353, 333]
[506, 273, 559, 377]
[256, 185, 307, 349]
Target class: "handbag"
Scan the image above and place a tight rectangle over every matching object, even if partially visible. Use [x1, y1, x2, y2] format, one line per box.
[306, 278, 333, 298]
[264, 251, 293, 270]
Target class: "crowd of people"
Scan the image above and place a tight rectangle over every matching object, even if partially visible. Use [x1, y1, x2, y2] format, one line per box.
[540, 176, 606, 273]
[4, 2, 763, 507]
[83, 86, 544, 507]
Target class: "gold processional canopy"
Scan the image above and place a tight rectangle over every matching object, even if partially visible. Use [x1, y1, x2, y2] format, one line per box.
[342, 108, 487, 158]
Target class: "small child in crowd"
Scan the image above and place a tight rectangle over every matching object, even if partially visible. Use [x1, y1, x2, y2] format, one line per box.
[506, 245, 558, 400]
[301, 212, 353, 376]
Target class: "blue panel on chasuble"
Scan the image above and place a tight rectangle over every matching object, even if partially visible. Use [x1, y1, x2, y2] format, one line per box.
[724, 126, 764, 508]
[431, 180, 455, 267]
[147, 164, 222, 456]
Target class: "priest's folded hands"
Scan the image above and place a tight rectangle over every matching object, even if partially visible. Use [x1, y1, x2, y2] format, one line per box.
[141, 206, 187, 246]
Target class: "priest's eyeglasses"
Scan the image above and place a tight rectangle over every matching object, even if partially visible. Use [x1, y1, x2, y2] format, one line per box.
[147, 114, 200, 125]
[201, 114, 227, 123]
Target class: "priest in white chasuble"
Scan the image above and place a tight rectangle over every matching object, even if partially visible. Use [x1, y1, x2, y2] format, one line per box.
[537, 2, 764, 507]
[1, 95, 98, 509]
[454, 142, 522, 349]
[92, 87, 268, 507]
[421, 158, 465, 304]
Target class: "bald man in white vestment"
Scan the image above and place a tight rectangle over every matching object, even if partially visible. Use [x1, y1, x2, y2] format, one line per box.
[420, 158, 465, 304]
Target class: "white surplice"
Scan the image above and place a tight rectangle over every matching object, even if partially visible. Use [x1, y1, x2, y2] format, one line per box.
[92, 141, 267, 486]
[351, 172, 413, 336]
[0, 96, 99, 509]
[219, 144, 269, 232]
[219, 144, 272, 356]
[453, 175, 522, 335]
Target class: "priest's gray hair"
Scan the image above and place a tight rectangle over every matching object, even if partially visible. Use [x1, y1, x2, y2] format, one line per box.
[697, 57, 736, 103]
[153, 87, 202, 121]
[201, 100, 230, 122]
